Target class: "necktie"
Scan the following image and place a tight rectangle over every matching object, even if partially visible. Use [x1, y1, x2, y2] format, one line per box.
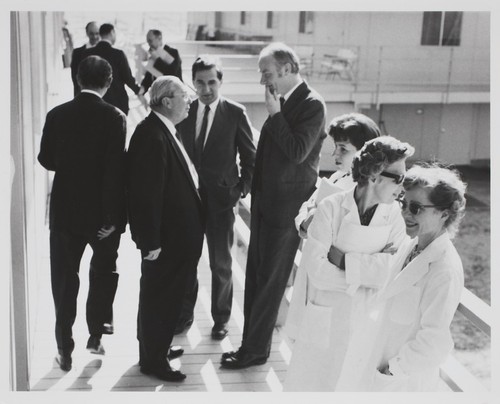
[195, 105, 210, 167]
[279, 96, 285, 108]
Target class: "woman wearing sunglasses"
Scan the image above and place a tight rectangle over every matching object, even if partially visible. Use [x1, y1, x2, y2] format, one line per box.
[284, 136, 414, 391]
[286, 113, 380, 340]
[337, 164, 466, 391]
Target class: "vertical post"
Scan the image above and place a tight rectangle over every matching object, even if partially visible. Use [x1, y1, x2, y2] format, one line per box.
[375, 45, 383, 109]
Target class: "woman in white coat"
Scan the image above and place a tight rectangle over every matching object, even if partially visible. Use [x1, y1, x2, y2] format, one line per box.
[286, 113, 381, 339]
[341, 164, 466, 391]
[284, 136, 414, 391]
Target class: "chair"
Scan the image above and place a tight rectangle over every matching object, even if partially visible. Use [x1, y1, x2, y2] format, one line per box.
[295, 45, 314, 79]
[319, 48, 357, 80]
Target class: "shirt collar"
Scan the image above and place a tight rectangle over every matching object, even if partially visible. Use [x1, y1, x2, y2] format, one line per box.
[282, 80, 303, 101]
[80, 89, 102, 98]
[198, 96, 220, 112]
[153, 111, 177, 135]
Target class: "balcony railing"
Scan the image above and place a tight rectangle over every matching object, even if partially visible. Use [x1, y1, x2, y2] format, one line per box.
[235, 195, 490, 392]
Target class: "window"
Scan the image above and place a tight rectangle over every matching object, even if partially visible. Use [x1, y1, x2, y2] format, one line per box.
[421, 11, 463, 46]
[267, 11, 273, 29]
[240, 11, 246, 25]
[299, 11, 314, 34]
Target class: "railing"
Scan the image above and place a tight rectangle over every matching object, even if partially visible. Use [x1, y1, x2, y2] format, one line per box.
[234, 195, 490, 392]
[131, 40, 489, 98]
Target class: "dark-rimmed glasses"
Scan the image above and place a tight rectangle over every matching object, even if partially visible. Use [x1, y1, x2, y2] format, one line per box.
[380, 171, 405, 184]
[398, 198, 447, 215]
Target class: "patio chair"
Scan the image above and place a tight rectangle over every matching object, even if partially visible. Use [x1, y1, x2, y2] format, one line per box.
[319, 48, 357, 80]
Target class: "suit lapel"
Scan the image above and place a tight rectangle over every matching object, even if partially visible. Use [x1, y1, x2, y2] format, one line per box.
[178, 100, 198, 157]
[377, 233, 450, 301]
[151, 113, 201, 200]
[281, 81, 308, 116]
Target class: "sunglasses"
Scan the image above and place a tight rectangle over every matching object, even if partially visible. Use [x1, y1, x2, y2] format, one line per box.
[380, 171, 405, 184]
[398, 198, 447, 215]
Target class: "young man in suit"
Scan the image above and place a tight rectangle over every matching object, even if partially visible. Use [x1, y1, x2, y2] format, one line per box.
[140, 29, 183, 94]
[84, 23, 144, 115]
[38, 55, 127, 371]
[221, 42, 327, 369]
[127, 76, 204, 382]
[70, 21, 100, 96]
[176, 55, 256, 339]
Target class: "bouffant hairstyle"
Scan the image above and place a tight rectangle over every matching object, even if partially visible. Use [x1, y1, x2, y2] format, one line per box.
[351, 136, 415, 186]
[328, 113, 381, 150]
[403, 163, 467, 237]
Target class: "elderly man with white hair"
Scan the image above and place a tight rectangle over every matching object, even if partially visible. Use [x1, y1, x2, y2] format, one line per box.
[127, 76, 204, 382]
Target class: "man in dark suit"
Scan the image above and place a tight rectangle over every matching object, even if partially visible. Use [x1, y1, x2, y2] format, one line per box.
[38, 55, 127, 371]
[176, 55, 256, 339]
[127, 76, 204, 382]
[221, 42, 327, 369]
[84, 23, 143, 115]
[70, 21, 100, 96]
[140, 29, 183, 94]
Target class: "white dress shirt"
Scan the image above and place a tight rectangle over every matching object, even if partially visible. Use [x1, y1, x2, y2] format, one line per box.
[153, 111, 199, 189]
[80, 89, 102, 98]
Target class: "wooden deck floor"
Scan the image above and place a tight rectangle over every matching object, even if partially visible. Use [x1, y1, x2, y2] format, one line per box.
[29, 228, 291, 392]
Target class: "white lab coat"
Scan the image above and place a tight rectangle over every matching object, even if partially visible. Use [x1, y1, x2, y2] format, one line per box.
[286, 172, 354, 340]
[284, 187, 406, 391]
[336, 232, 464, 391]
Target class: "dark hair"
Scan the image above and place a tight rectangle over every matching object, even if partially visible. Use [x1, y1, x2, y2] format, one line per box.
[352, 136, 414, 186]
[147, 29, 162, 38]
[77, 55, 113, 89]
[259, 42, 300, 74]
[328, 113, 381, 150]
[192, 55, 223, 81]
[403, 162, 467, 237]
[99, 23, 114, 37]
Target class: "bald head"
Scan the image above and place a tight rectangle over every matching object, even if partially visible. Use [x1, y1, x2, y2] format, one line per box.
[85, 21, 100, 46]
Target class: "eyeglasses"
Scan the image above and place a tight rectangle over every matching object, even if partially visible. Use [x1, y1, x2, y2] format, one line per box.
[380, 171, 405, 185]
[398, 198, 447, 215]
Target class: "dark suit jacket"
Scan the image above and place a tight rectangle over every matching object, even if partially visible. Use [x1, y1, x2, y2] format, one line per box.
[141, 44, 183, 92]
[83, 41, 140, 115]
[38, 92, 127, 236]
[252, 81, 327, 227]
[70, 44, 87, 96]
[177, 97, 256, 213]
[127, 112, 204, 254]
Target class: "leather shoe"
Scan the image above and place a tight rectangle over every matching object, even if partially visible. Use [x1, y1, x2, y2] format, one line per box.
[86, 335, 105, 355]
[220, 350, 267, 369]
[102, 323, 114, 335]
[167, 345, 184, 360]
[55, 354, 72, 371]
[174, 316, 193, 335]
[211, 323, 228, 340]
[140, 362, 186, 382]
[221, 348, 240, 361]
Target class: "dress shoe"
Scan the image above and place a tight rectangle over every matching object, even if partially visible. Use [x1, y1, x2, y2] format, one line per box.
[211, 323, 228, 340]
[174, 316, 194, 335]
[167, 345, 184, 360]
[220, 349, 267, 369]
[140, 362, 186, 382]
[221, 348, 240, 361]
[86, 335, 105, 355]
[102, 323, 114, 335]
[55, 354, 72, 371]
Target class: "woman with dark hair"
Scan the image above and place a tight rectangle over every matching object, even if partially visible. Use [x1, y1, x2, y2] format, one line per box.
[339, 164, 466, 391]
[295, 113, 381, 238]
[286, 113, 380, 339]
[284, 136, 414, 391]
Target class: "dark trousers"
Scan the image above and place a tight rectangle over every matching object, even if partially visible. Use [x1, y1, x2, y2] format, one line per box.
[137, 250, 199, 366]
[241, 195, 300, 356]
[179, 206, 235, 325]
[49, 229, 120, 355]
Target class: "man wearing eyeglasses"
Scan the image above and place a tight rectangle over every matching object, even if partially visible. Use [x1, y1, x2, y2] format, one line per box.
[127, 76, 204, 382]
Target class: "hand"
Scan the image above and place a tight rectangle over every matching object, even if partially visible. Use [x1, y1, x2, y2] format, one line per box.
[328, 245, 345, 269]
[264, 85, 281, 116]
[378, 365, 393, 375]
[138, 86, 146, 96]
[97, 225, 116, 240]
[380, 242, 397, 255]
[137, 94, 149, 111]
[298, 215, 314, 239]
[144, 248, 161, 261]
[149, 49, 161, 60]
